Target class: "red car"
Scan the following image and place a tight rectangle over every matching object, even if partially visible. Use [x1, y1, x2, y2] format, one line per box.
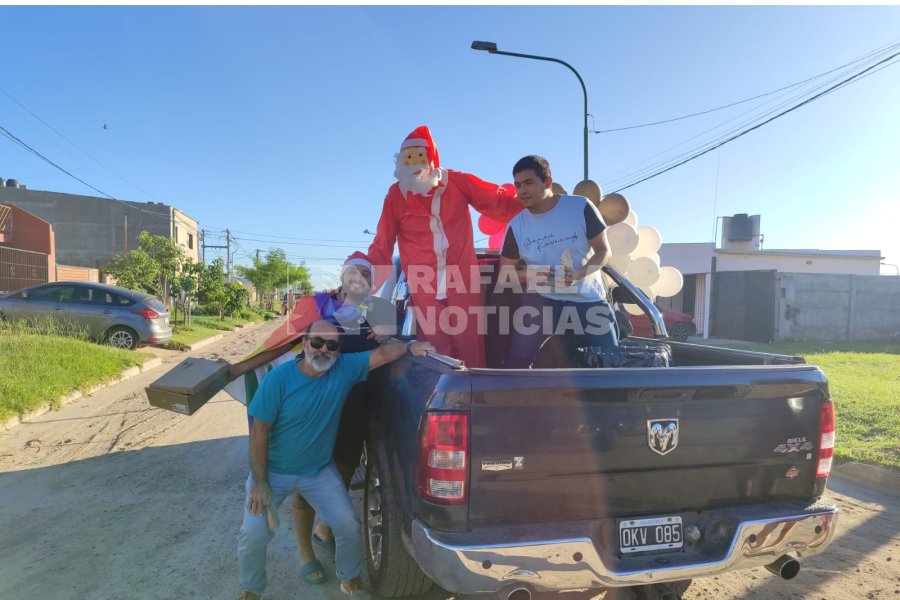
[626, 305, 697, 342]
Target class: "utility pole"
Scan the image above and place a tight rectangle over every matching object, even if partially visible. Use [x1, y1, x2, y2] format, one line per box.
[124, 214, 128, 253]
[256, 249, 260, 263]
[202, 229, 228, 273]
[200, 229, 205, 264]
[226, 229, 232, 281]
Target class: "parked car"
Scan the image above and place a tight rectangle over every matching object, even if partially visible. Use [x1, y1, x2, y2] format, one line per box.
[0, 281, 172, 349]
[358, 257, 836, 600]
[627, 304, 697, 341]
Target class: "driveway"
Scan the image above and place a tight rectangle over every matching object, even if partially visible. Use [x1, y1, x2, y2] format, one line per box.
[0, 321, 896, 600]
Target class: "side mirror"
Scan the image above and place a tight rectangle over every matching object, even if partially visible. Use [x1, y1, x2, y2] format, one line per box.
[20, 291, 29, 300]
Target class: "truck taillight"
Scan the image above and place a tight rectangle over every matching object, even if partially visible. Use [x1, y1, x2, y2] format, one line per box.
[816, 401, 836, 478]
[418, 412, 468, 504]
[130, 308, 159, 320]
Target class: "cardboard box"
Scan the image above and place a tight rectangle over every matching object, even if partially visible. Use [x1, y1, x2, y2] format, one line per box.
[146, 358, 230, 415]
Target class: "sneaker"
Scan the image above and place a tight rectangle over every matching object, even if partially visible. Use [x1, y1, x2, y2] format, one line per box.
[239, 592, 262, 600]
[340, 579, 372, 600]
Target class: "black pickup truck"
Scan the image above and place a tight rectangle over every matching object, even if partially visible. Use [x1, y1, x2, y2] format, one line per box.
[361, 258, 838, 600]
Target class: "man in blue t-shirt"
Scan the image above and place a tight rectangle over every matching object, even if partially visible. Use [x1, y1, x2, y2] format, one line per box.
[236, 320, 433, 600]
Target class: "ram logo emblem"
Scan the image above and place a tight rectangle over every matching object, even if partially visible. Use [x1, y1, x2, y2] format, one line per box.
[648, 419, 680, 455]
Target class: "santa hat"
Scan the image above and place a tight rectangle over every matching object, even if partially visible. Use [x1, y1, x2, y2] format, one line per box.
[399, 125, 440, 169]
[342, 251, 373, 279]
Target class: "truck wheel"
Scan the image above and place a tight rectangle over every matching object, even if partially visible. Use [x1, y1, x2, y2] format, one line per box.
[364, 438, 433, 597]
[604, 580, 692, 600]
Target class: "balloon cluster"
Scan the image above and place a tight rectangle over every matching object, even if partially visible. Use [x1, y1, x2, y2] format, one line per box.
[476, 179, 684, 316]
[573, 182, 684, 315]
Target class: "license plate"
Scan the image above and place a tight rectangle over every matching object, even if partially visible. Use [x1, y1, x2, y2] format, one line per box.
[619, 516, 683, 554]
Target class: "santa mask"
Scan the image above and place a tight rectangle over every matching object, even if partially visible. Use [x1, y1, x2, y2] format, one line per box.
[394, 126, 442, 196]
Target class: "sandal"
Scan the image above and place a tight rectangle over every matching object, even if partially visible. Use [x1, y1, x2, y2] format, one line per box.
[300, 558, 327, 585]
[312, 532, 336, 555]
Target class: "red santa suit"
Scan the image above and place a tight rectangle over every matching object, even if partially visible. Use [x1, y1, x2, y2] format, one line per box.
[367, 126, 521, 368]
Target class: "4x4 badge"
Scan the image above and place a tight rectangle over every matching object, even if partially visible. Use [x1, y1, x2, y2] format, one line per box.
[648, 419, 679, 455]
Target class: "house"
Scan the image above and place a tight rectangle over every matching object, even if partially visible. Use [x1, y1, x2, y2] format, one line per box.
[657, 214, 897, 342]
[0, 179, 199, 271]
[0, 203, 56, 292]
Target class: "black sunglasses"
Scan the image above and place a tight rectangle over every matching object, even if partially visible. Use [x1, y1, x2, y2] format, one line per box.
[308, 336, 341, 351]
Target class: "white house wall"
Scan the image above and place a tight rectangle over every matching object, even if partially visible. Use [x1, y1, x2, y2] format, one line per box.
[716, 252, 880, 275]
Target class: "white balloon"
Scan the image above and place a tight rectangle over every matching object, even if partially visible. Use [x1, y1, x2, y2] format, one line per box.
[606, 222, 639, 256]
[647, 252, 660, 266]
[633, 225, 662, 257]
[654, 266, 684, 297]
[623, 208, 638, 228]
[629, 255, 660, 288]
[608, 253, 632, 274]
[624, 301, 644, 316]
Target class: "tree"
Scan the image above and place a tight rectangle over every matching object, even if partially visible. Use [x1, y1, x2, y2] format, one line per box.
[224, 281, 250, 317]
[197, 258, 227, 319]
[236, 248, 313, 310]
[137, 231, 184, 301]
[104, 232, 186, 300]
[105, 248, 160, 294]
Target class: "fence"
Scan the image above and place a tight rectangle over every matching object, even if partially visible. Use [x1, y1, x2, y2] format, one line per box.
[776, 272, 900, 342]
[0, 246, 49, 293]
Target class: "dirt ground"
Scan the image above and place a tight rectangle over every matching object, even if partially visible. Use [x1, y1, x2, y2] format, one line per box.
[0, 321, 897, 600]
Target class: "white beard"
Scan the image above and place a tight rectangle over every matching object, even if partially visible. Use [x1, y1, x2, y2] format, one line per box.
[394, 156, 441, 197]
[308, 352, 337, 373]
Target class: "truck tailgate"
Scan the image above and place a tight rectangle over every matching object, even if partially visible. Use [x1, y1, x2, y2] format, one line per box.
[467, 365, 829, 528]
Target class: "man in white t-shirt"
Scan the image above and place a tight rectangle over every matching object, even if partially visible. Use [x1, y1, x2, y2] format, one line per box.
[499, 155, 618, 368]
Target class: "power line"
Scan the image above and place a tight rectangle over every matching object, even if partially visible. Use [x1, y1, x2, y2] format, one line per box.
[229, 229, 370, 244]
[1, 124, 116, 200]
[0, 83, 162, 203]
[594, 39, 900, 134]
[608, 49, 900, 193]
[1, 122, 203, 237]
[601, 42, 900, 189]
[232, 236, 367, 249]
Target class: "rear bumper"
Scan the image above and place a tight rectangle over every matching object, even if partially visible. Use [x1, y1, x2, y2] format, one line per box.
[410, 501, 838, 593]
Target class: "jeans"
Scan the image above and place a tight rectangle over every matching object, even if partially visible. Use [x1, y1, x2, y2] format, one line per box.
[507, 294, 618, 368]
[236, 462, 362, 595]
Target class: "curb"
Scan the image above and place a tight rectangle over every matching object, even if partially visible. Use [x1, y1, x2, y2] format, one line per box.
[1, 356, 163, 432]
[833, 461, 900, 493]
[186, 333, 225, 351]
[173, 320, 265, 352]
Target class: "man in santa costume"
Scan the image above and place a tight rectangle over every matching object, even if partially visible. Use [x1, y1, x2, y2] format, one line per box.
[367, 126, 521, 368]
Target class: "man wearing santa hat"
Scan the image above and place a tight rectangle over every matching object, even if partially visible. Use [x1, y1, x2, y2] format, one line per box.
[367, 125, 522, 368]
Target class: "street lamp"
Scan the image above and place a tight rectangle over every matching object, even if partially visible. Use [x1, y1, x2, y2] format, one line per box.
[471, 40, 590, 180]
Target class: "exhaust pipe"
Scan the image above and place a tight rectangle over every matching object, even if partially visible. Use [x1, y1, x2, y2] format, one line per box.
[505, 587, 532, 600]
[765, 555, 800, 580]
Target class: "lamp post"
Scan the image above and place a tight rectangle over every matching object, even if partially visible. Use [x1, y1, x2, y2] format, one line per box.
[471, 40, 590, 180]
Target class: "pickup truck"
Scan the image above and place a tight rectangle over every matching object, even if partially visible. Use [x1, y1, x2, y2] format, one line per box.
[359, 256, 838, 600]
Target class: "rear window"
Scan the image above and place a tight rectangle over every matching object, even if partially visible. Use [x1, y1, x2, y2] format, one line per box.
[143, 296, 167, 312]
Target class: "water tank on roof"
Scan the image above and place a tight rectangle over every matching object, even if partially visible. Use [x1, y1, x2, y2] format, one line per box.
[728, 213, 753, 241]
[5, 179, 19, 188]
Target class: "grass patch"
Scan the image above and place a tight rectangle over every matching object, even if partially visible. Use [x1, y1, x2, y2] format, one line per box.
[0, 333, 154, 422]
[723, 341, 900, 469]
[162, 313, 262, 349]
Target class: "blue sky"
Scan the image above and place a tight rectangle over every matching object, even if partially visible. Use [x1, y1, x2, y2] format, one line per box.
[1, 5, 899, 286]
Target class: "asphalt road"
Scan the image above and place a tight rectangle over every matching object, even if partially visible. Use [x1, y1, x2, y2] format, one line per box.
[0, 322, 896, 600]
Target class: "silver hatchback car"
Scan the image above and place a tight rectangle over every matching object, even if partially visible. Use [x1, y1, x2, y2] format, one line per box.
[0, 281, 172, 349]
